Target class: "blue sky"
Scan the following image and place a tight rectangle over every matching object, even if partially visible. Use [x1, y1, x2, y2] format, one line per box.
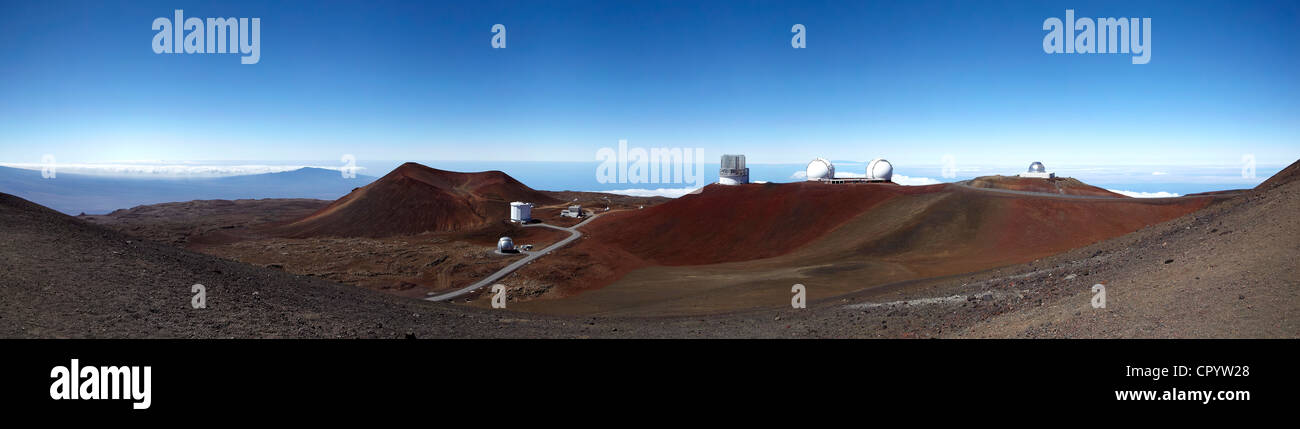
[1, 0, 1296, 169]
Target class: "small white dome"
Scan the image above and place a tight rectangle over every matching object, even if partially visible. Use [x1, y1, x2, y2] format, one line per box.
[497, 237, 514, 251]
[866, 158, 893, 181]
[1028, 162, 1046, 173]
[806, 158, 835, 181]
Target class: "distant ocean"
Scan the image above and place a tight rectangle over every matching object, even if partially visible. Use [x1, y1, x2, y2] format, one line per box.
[2, 160, 1283, 201]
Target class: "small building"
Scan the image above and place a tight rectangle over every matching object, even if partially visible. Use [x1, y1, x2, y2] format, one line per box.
[561, 205, 584, 218]
[509, 202, 532, 222]
[1018, 162, 1056, 179]
[719, 154, 750, 185]
[497, 237, 515, 252]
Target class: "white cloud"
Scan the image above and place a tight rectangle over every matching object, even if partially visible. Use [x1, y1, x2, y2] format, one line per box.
[789, 169, 941, 186]
[0, 163, 362, 177]
[892, 174, 942, 186]
[594, 187, 702, 198]
[1107, 189, 1181, 198]
[1152, 171, 1168, 175]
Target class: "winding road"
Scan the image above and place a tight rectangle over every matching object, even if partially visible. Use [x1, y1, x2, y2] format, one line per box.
[425, 213, 604, 302]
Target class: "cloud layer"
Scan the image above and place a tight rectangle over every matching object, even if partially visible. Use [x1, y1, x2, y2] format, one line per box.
[1107, 189, 1182, 198]
[789, 169, 940, 186]
[0, 163, 360, 177]
[594, 187, 702, 198]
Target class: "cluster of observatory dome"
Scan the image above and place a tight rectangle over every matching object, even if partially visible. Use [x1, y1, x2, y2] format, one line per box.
[804, 157, 894, 182]
[716, 155, 895, 185]
[716, 154, 1059, 185]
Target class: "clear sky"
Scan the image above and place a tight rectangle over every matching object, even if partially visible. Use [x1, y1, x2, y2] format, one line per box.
[1, 0, 1296, 168]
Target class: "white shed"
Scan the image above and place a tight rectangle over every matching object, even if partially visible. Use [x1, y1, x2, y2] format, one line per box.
[509, 202, 532, 222]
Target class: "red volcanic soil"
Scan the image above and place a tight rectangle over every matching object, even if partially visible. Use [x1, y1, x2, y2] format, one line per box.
[510, 178, 1221, 307]
[966, 176, 1125, 197]
[582, 182, 946, 265]
[859, 187, 1215, 276]
[274, 162, 561, 238]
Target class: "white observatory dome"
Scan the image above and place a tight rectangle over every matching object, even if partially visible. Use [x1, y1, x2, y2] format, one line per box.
[866, 158, 893, 181]
[1028, 162, 1046, 173]
[806, 158, 835, 181]
[497, 237, 514, 252]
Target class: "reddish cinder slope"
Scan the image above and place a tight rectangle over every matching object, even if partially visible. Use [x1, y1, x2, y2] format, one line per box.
[275, 162, 560, 238]
[583, 182, 946, 265]
[854, 188, 1214, 276]
[527, 179, 1218, 303]
[992, 197, 1209, 256]
[967, 176, 1125, 198]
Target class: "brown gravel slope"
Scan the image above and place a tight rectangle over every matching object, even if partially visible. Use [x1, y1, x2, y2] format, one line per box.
[78, 199, 329, 245]
[0, 192, 563, 338]
[954, 161, 1299, 338]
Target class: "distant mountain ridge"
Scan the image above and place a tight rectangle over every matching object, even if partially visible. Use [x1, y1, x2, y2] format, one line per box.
[0, 166, 376, 215]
